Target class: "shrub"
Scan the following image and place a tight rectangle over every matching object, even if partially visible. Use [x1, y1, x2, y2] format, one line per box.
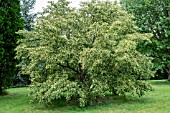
[16, 0, 155, 106]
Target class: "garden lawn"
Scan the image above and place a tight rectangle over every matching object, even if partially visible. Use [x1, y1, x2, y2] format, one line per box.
[0, 80, 170, 113]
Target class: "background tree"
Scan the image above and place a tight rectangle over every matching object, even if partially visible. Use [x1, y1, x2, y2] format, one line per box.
[20, 0, 36, 31]
[121, 0, 170, 80]
[0, 0, 23, 94]
[16, 0, 154, 106]
[13, 0, 37, 87]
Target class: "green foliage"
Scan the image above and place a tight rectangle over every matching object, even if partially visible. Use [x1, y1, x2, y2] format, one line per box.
[16, 0, 155, 106]
[20, 0, 37, 31]
[15, 0, 37, 87]
[0, 0, 23, 94]
[121, 0, 170, 80]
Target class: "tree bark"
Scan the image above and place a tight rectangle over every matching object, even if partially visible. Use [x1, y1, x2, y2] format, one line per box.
[168, 74, 170, 81]
[165, 68, 170, 81]
[0, 85, 3, 95]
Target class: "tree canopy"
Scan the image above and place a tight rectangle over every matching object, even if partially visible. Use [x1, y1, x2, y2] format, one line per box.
[16, 0, 155, 106]
[121, 0, 170, 80]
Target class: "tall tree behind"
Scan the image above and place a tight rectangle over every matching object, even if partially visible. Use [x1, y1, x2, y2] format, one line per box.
[0, 0, 23, 94]
[20, 0, 36, 31]
[121, 0, 170, 80]
[14, 0, 36, 87]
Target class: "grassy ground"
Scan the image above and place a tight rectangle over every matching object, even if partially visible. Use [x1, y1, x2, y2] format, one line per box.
[0, 80, 170, 113]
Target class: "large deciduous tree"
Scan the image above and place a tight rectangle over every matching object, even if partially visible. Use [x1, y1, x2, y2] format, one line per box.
[0, 0, 23, 94]
[121, 0, 170, 80]
[16, 0, 155, 106]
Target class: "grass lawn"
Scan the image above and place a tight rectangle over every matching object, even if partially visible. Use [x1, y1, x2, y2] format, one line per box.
[0, 80, 170, 113]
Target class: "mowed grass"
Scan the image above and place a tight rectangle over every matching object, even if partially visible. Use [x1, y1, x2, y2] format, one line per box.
[0, 80, 170, 113]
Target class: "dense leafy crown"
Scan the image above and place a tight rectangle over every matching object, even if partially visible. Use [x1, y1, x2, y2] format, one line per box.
[16, 0, 154, 106]
[121, 0, 170, 78]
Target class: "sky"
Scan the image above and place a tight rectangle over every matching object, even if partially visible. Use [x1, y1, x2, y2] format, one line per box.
[32, 0, 117, 13]
[32, 0, 90, 13]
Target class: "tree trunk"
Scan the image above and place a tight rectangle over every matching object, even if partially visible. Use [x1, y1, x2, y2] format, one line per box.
[0, 85, 3, 95]
[165, 68, 170, 81]
[168, 75, 170, 81]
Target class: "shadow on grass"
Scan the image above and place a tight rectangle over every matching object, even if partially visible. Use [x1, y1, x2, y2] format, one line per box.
[34, 94, 155, 112]
[150, 80, 170, 86]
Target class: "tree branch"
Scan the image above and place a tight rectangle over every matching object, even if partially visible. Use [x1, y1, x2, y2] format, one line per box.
[57, 62, 79, 74]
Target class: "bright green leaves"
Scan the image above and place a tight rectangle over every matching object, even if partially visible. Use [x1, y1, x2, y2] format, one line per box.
[16, 0, 155, 106]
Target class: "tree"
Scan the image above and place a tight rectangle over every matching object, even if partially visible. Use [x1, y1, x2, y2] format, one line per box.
[0, 0, 23, 94]
[20, 0, 36, 31]
[13, 0, 37, 87]
[16, 0, 154, 106]
[121, 0, 170, 80]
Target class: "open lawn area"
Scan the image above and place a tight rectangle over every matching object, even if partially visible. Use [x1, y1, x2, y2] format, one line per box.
[0, 80, 170, 113]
